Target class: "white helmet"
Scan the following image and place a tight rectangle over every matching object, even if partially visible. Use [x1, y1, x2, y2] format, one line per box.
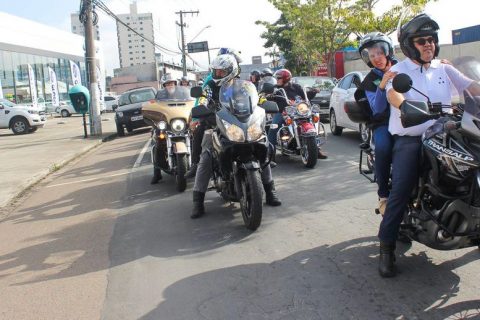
[210, 54, 239, 87]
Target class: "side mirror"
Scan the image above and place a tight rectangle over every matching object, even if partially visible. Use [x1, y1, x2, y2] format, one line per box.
[191, 105, 214, 118]
[190, 86, 203, 98]
[392, 73, 413, 93]
[68, 85, 90, 114]
[400, 100, 436, 128]
[260, 83, 275, 94]
[261, 100, 279, 114]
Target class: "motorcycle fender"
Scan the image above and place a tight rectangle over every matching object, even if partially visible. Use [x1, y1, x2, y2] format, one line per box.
[238, 161, 260, 171]
[299, 122, 316, 133]
[173, 141, 188, 154]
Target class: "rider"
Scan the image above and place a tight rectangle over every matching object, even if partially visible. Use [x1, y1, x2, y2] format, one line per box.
[179, 76, 190, 87]
[151, 74, 178, 184]
[378, 14, 480, 277]
[250, 69, 261, 91]
[267, 68, 328, 161]
[191, 54, 282, 219]
[356, 32, 397, 215]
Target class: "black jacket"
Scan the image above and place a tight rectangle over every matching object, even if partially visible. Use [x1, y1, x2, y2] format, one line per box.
[355, 70, 390, 129]
[271, 83, 310, 113]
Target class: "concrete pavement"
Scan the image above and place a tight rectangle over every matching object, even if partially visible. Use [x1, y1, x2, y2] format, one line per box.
[0, 113, 117, 212]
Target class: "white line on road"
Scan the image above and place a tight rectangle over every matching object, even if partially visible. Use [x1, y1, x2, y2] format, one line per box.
[133, 140, 151, 169]
[346, 160, 359, 167]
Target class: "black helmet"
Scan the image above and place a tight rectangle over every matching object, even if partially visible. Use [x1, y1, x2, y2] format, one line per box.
[250, 69, 261, 82]
[261, 68, 273, 77]
[358, 32, 394, 68]
[398, 14, 440, 63]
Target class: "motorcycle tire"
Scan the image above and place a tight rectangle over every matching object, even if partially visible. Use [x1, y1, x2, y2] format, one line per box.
[239, 170, 263, 231]
[301, 136, 318, 168]
[175, 154, 188, 192]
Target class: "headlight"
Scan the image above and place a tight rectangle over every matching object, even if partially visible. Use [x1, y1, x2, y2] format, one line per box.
[296, 103, 310, 115]
[158, 121, 167, 130]
[222, 120, 245, 142]
[117, 111, 124, 118]
[247, 123, 263, 141]
[171, 119, 186, 132]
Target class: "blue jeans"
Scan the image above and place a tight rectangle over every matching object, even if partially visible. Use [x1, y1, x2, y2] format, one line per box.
[267, 112, 284, 149]
[378, 135, 422, 243]
[373, 125, 393, 199]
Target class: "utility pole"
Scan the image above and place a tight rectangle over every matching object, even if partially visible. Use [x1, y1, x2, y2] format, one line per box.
[175, 10, 199, 76]
[83, 0, 102, 136]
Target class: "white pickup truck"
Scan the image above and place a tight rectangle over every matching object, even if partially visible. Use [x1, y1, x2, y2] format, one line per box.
[0, 98, 47, 134]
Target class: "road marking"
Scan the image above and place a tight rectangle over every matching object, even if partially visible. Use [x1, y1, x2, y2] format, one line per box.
[46, 168, 149, 188]
[133, 140, 151, 169]
[346, 160, 359, 167]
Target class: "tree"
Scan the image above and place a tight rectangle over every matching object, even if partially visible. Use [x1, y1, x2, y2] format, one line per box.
[257, 0, 436, 76]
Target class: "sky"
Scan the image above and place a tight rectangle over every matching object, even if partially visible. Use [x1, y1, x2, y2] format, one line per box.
[0, 0, 477, 76]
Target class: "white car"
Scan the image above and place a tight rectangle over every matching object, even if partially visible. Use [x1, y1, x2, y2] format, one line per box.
[56, 101, 77, 117]
[104, 95, 119, 112]
[329, 71, 369, 136]
[0, 98, 47, 134]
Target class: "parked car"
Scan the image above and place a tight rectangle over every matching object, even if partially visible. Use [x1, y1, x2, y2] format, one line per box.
[0, 98, 46, 134]
[292, 76, 335, 121]
[329, 71, 369, 136]
[56, 101, 76, 117]
[104, 95, 119, 112]
[115, 87, 156, 136]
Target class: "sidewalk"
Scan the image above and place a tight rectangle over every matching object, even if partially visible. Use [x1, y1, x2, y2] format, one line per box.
[0, 113, 117, 209]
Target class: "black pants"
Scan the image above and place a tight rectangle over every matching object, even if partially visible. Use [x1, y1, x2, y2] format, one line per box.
[191, 121, 206, 165]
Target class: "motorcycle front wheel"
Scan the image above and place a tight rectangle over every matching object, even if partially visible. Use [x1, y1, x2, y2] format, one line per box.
[239, 170, 263, 231]
[301, 136, 318, 168]
[175, 154, 188, 192]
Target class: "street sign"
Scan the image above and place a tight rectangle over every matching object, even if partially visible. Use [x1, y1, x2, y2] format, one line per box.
[187, 41, 209, 53]
[252, 56, 262, 64]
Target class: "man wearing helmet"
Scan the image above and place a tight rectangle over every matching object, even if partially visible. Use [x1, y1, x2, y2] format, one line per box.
[356, 32, 398, 216]
[190, 54, 281, 219]
[250, 69, 261, 90]
[154, 74, 178, 103]
[377, 14, 480, 278]
[267, 68, 328, 161]
[179, 76, 190, 87]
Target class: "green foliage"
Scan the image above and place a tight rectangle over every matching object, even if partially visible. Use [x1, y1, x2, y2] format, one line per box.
[257, 0, 437, 76]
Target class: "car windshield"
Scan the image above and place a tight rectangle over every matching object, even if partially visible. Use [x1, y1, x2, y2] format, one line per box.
[155, 86, 194, 101]
[293, 77, 335, 91]
[0, 98, 16, 107]
[219, 80, 258, 117]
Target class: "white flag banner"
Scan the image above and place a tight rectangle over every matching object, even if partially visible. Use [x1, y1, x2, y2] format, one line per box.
[70, 60, 82, 85]
[0, 78, 4, 99]
[27, 64, 38, 107]
[48, 67, 60, 107]
[96, 65, 105, 111]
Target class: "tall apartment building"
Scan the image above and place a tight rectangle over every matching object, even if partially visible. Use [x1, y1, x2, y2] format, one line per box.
[116, 1, 155, 68]
[70, 12, 100, 40]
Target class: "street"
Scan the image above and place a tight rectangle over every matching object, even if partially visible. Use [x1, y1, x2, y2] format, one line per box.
[0, 128, 479, 320]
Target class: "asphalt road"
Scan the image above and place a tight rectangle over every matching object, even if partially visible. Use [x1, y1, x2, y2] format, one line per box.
[0, 127, 479, 320]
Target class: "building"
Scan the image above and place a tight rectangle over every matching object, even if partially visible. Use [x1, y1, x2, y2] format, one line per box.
[0, 11, 104, 108]
[71, 12, 100, 40]
[116, 1, 155, 68]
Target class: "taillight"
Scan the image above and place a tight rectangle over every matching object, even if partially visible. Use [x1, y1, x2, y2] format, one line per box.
[313, 115, 319, 123]
[286, 118, 293, 125]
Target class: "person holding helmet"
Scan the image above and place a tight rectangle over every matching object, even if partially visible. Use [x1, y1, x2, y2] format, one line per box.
[190, 54, 281, 219]
[356, 32, 398, 216]
[250, 69, 261, 90]
[377, 14, 480, 278]
[180, 76, 190, 87]
[267, 68, 328, 161]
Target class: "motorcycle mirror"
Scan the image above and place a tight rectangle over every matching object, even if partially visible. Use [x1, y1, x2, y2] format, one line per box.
[190, 86, 203, 98]
[261, 82, 275, 94]
[392, 73, 413, 93]
[262, 101, 279, 114]
[400, 100, 437, 128]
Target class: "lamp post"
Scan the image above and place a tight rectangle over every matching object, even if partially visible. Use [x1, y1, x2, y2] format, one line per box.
[188, 25, 211, 43]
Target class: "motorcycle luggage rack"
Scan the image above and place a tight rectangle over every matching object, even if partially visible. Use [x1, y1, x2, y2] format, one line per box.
[359, 144, 376, 183]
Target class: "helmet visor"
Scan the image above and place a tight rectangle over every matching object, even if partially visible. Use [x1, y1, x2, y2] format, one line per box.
[212, 67, 232, 80]
[360, 42, 389, 66]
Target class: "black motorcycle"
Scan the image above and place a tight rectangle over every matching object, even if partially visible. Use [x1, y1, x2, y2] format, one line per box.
[191, 80, 279, 231]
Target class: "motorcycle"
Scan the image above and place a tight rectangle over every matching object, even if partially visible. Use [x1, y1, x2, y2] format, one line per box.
[141, 86, 194, 192]
[346, 57, 480, 250]
[191, 80, 279, 231]
[261, 83, 326, 168]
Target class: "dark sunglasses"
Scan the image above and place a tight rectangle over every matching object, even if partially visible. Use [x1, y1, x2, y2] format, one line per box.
[414, 37, 435, 45]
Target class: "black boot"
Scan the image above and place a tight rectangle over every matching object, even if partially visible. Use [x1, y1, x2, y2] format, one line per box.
[318, 149, 328, 159]
[379, 241, 396, 278]
[264, 182, 281, 206]
[191, 191, 206, 219]
[150, 168, 162, 184]
[185, 163, 198, 179]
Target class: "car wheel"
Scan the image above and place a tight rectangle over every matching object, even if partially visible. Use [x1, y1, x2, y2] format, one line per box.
[116, 122, 125, 137]
[330, 110, 343, 136]
[29, 127, 38, 133]
[126, 126, 133, 133]
[11, 117, 30, 135]
[61, 109, 70, 118]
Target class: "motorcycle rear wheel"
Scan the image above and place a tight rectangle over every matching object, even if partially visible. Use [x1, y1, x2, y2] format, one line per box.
[175, 154, 188, 192]
[301, 136, 318, 168]
[239, 170, 263, 231]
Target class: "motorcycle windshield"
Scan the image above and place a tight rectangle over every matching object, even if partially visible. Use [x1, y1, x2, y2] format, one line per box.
[156, 86, 194, 102]
[453, 56, 480, 118]
[219, 80, 259, 117]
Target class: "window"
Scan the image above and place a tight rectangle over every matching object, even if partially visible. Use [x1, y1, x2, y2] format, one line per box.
[339, 75, 353, 90]
[140, 27, 143, 30]
[350, 76, 361, 89]
[130, 58, 133, 60]
[128, 34, 131, 37]
[72, 26, 76, 30]
[142, 51, 145, 53]
[128, 40, 132, 43]
[129, 46, 132, 49]
[141, 45, 145, 48]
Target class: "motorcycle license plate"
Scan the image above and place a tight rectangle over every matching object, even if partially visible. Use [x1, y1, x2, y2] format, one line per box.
[131, 115, 143, 121]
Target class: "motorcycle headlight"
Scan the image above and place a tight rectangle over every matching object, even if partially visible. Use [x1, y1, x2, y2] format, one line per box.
[296, 102, 310, 115]
[158, 121, 167, 130]
[117, 111, 124, 118]
[171, 119, 186, 132]
[222, 120, 245, 142]
[247, 123, 263, 141]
